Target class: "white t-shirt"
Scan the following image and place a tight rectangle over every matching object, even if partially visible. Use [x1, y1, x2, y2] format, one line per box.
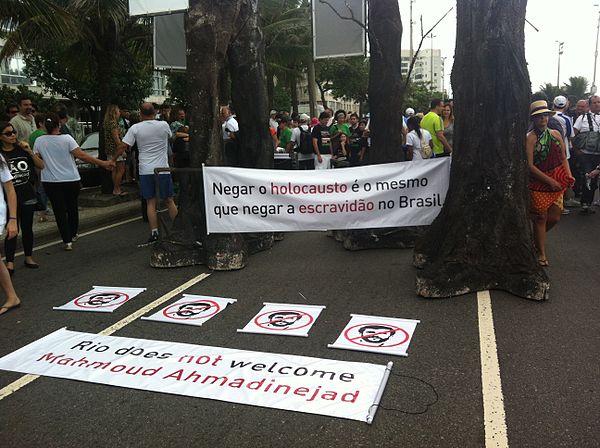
[122, 120, 172, 176]
[222, 116, 239, 141]
[33, 134, 81, 182]
[574, 112, 600, 133]
[554, 112, 574, 159]
[406, 129, 433, 161]
[0, 155, 14, 229]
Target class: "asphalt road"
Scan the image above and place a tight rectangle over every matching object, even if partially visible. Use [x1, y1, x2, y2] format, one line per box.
[0, 210, 598, 448]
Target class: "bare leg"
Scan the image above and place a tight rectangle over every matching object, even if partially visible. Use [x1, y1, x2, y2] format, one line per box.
[112, 162, 126, 195]
[546, 204, 561, 232]
[531, 212, 548, 263]
[0, 262, 20, 315]
[146, 197, 158, 231]
[165, 198, 178, 221]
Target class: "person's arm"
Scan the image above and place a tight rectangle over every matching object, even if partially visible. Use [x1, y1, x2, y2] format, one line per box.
[550, 129, 574, 181]
[112, 142, 129, 162]
[111, 127, 123, 147]
[405, 145, 414, 161]
[72, 148, 114, 171]
[3, 180, 18, 239]
[526, 133, 561, 191]
[436, 130, 452, 153]
[312, 137, 322, 163]
[18, 141, 44, 169]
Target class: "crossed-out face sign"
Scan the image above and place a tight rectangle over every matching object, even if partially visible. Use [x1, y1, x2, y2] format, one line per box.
[53, 286, 147, 313]
[328, 314, 420, 357]
[141, 294, 237, 327]
[238, 303, 325, 337]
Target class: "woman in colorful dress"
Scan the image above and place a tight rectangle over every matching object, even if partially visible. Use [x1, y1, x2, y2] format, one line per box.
[527, 100, 574, 266]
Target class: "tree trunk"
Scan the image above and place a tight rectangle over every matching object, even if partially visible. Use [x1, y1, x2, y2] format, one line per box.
[367, 0, 404, 163]
[307, 56, 317, 118]
[413, 0, 549, 300]
[228, 0, 273, 169]
[316, 80, 327, 110]
[290, 73, 299, 116]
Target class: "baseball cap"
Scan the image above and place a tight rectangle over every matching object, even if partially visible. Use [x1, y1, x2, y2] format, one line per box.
[553, 95, 567, 108]
[405, 107, 415, 116]
[299, 113, 310, 121]
[270, 109, 277, 116]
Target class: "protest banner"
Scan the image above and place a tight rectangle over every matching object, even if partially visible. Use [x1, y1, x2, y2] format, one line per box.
[329, 314, 420, 357]
[0, 328, 392, 424]
[238, 303, 325, 337]
[141, 294, 236, 327]
[203, 158, 451, 233]
[53, 286, 146, 313]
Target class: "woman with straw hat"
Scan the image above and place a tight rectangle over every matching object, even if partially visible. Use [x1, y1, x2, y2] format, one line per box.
[527, 100, 575, 267]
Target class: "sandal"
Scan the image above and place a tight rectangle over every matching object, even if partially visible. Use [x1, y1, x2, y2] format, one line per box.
[538, 258, 549, 267]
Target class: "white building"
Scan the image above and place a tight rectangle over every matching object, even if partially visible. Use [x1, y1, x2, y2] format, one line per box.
[401, 49, 444, 92]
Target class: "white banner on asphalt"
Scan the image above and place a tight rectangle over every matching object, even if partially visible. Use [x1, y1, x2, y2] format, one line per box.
[329, 314, 420, 357]
[0, 328, 393, 423]
[237, 303, 325, 337]
[53, 286, 146, 313]
[203, 158, 450, 233]
[141, 294, 236, 327]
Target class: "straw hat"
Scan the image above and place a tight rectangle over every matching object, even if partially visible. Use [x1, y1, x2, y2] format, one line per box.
[530, 100, 555, 117]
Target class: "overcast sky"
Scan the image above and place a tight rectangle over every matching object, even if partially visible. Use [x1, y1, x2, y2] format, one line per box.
[398, 0, 600, 97]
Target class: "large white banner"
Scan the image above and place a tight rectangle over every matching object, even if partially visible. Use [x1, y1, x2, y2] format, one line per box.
[141, 294, 236, 327]
[329, 314, 420, 357]
[238, 303, 325, 337]
[53, 286, 146, 313]
[203, 159, 450, 233]
[0, 329, 392, 423]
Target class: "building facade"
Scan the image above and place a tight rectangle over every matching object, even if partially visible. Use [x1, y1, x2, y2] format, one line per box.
[401, 49, 444, 92]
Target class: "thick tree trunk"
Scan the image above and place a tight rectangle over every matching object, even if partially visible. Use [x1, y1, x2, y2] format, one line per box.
[413, 0, 549, 300]
[367, 0, 404, 163]
[228, 0, 273, 169]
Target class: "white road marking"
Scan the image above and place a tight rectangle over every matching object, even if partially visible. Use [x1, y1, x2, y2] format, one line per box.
[0, 272, 210, 401]
[478, 290, 509, 448]
[13, 216, 142, 257]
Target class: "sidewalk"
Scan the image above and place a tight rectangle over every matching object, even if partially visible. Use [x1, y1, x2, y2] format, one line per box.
[32, 184, 142, 246]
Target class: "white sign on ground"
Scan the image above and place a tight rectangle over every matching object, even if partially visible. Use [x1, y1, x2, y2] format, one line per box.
[203, 158, 450, 233]
[237, 303, 325, 337]
[141, 294, 236, 327]
[53, 286, 146, 313]
[129, 0, 188, 16]
[329, 314, 420, 357]
[0, 328, 393, 424]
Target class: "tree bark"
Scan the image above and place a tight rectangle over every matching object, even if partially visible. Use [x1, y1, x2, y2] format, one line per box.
[367, 0, 404, 164]
[413, 0, 549, 300]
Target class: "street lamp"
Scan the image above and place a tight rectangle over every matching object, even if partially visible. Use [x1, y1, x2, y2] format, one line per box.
[555, 41, 564, 87]
[592, 4, 600, 94]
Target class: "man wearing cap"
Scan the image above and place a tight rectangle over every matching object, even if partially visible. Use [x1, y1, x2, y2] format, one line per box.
[292, 114, 312, 169]
[553, 96, 578, 211]
[573, 95, 600, 213]
[269, 110, 278, 132]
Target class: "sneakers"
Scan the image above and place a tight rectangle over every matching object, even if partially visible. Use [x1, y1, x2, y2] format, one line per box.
[564, 199, 580, 208]
[561, 208, 570, 215]
[64, 243, 73, 251]
[137, 233, 159, 248]
[580, 205, 596, 214]
[71, 234, 79, 242]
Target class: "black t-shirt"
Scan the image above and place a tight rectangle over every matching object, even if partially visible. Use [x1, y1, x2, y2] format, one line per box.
[1, 146, 36, 204]
[311, 124, 331, 155]
[349, 125, 363, 149]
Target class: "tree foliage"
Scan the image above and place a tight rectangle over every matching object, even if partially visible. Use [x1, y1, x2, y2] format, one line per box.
[404, 81, 445, 113]
[315, 57, 369, 104]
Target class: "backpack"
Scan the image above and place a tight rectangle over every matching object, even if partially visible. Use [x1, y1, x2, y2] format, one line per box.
[573, 113, 600, 154]
[419, 134, 433, 159]
[298, 127, 313, 154]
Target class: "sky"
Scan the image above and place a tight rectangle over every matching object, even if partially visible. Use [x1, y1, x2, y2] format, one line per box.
[397, 0, 600, 97]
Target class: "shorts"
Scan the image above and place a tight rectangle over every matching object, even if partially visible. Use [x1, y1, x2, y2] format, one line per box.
[139, 174, 174, 200]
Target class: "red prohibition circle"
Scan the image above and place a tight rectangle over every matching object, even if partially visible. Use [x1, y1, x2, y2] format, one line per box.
[74, 292, 130, 308]
[162, 300, 221, 320]
[343, 323, 410, 348]
[254, 309, 314, 331]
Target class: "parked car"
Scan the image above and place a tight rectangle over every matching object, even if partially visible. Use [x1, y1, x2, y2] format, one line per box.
[77, 132, 101, 187]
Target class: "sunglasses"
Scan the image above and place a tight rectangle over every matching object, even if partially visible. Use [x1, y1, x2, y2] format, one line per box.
[2, 131, 16, 136]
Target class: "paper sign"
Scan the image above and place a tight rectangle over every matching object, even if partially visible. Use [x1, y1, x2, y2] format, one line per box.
[238, 303, 325, 337]
[141, 294, 236, 327]
[53, 286, 146, 313]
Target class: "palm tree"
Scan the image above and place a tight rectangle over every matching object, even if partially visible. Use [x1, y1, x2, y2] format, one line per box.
[536, 83, 563, 102]
[562, 76, 589, 100]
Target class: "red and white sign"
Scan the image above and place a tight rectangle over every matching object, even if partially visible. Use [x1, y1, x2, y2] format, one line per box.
[238, 303, 325, 337]
[141, 294, 236, 327]
[329, 314, 420, 357]
[203, 158, 450, 233]
[0, 328, 393, 423]
[53, 286, 146, 313]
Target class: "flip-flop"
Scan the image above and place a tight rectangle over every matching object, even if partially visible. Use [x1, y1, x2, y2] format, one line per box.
[0, 303, 20, 316]
[538, 258, 549, 267]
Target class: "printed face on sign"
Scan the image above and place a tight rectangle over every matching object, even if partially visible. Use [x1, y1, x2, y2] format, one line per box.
[358, 325, 396, 345]
[174, 302, 213, 318]
[74, 292, 129, 308]
[267, 311, 303, 328]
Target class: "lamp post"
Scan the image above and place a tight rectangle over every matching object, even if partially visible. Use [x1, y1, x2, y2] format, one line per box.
[555, 41, 564, 87]
[592, 5, 600, 94]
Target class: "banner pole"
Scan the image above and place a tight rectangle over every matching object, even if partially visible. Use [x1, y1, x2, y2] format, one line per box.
[366, 361, 394, 425]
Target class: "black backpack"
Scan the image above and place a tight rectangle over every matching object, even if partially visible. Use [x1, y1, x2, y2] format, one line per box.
[298, 127, 313, 154]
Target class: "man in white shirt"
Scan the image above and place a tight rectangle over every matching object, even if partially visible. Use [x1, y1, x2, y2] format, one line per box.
[221, 105, 240, 166]
[573, 95, 600, 213]
[116, 103, 177, 243]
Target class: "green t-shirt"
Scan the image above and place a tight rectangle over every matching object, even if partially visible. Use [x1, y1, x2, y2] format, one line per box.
[329, 123, 350, 137]
[279, 127, 293, 149]
[29, 129, 46, 148]
[420, 111, 444, 155]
